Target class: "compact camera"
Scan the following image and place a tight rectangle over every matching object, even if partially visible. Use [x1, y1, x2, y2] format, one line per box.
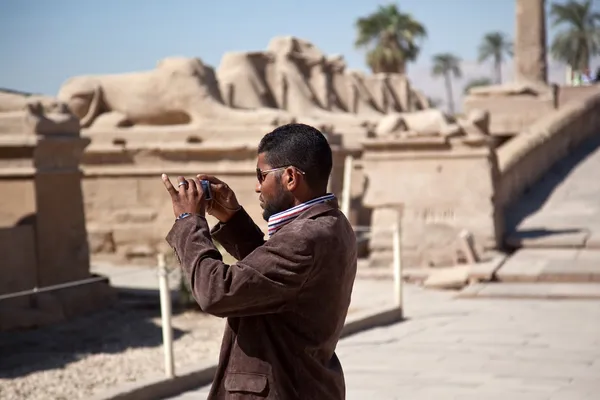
[200, 180, 212, 201]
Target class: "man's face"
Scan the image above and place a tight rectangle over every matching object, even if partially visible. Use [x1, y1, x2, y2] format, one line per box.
[256, 152, 294, 221]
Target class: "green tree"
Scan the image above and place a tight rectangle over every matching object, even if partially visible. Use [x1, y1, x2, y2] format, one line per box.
[550, 0, 600, 71]
[463, 77, 493, 94]
[431, 53, 462, 115]
[478, 32, 513, 84]
[354, 4, 427, 73]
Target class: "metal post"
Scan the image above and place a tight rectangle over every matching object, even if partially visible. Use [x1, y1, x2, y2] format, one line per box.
[392, 208, 403, 312]
[158, 253, 175, 378]
[341, 154, 353, 218]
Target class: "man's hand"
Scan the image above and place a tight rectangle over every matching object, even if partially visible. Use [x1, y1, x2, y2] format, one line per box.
[162, 174, 206, 218]
[197, 174, 241, 223]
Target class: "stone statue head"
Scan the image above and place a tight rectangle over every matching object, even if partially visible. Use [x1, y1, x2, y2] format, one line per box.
[157, 57, 222, 102]
[24, 100, 80, 135]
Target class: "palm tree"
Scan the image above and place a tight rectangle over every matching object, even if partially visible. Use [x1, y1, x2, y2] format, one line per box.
[463, 77, 493, 94]
[478, 32, 513, 84]
[550, 0, 600, 71]
[354, 4, 427, 74]
[431, 53, 462, 115]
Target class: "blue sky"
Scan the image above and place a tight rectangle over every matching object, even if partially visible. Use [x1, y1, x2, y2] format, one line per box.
[0, 0, 592, 107]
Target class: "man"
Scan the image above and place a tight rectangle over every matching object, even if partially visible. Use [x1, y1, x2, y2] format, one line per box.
[161, 123, 357, 399]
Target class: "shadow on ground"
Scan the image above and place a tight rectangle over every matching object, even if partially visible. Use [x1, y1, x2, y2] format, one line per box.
[505, 134, 600, 233]
[508, 228, 584, 240]
[0, 297, 188, 379]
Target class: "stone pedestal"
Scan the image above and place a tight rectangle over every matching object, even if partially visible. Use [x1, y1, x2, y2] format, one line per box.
[515, 0, 547, 83]
[361, 136, 503, 268]
[30, 109, 91, 286]
[0, 102, 115, 331]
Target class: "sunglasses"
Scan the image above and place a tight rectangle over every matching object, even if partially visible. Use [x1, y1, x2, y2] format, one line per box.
[256, 166, 306, 184]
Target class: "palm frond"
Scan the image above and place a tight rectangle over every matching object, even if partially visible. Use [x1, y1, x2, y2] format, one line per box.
[478, 31, 512, 63]
[551, 30, 584, 67]
[551, 1, 589, 29]
[354, 3, 428, 72]
[549, 0, 600, 68]
[431, 53, 462, 77]
[367, 45, 406, 73]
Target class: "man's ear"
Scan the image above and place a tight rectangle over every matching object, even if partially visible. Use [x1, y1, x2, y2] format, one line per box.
[284, 167, 298, 190]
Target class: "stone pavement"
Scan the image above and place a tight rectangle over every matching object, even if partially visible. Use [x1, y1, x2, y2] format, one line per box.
[168, 285, 600, 399]
[496, 248, 600, 283]
[459, 282, 600, 299]
[507, 134, 600, 249]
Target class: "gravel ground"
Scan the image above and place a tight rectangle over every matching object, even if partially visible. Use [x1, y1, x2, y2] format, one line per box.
[0, 301, 225, 400]
[0, 274, 391, 400]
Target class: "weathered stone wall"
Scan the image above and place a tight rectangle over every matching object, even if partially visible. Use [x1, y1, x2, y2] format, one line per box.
[0, 177, 36, 226]
[0, 225, 37, 294]
[0, 136, 38, 296]
[361, 137, 501, 267]
[82, 142, 258, 261]
[497, 91, 600, 210]
[463, 88, 556, 137]
[463, 85, 600, 138]
[557, 85, 600, 108]
[81, 135, 349, 263]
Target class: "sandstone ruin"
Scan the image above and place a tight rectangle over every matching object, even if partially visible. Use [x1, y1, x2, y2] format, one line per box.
[51, 36, 434, 266]
[57, 57, 295, 131]
[463, 81, 557, 138]
[217, 36, 429, 143]
[4, 5, 600, 330]
[0, 94, 115, 331]
[56, 36, 430, 148]
[360, 109, 499, 267]
[81, 130, 352, 263]
[42, 36, 438, 268]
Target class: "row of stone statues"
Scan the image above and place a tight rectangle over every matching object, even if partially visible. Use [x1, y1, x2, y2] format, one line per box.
[51, 36, 431, 136]
[1, 36, 496, 142]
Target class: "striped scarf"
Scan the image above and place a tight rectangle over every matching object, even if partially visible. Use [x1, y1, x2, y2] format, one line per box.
[267, 193, 336, 237]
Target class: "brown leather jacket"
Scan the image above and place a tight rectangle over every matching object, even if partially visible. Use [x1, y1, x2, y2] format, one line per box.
[166, 199, 357, 399]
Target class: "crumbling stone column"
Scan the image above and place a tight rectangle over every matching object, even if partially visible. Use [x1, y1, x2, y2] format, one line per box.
[26, 103, 91, 287]
[515, 0, 548, 83]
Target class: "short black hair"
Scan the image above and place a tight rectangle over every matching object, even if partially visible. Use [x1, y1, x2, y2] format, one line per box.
[258, 123, 332, 192]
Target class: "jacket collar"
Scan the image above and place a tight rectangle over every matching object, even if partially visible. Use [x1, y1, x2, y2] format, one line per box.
[297, 197, 340, 221]
[267, 195, 339, 236]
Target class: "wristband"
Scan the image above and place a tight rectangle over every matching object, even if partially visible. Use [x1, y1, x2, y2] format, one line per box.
[176, 212, 192, 221]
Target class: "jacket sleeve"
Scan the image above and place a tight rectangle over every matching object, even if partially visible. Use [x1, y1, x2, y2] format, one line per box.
[210, 207, 265, 260]
[166, 214, 316, 318]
